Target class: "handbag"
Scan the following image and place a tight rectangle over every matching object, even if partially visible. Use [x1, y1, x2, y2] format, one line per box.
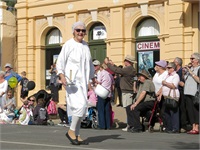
[164, 89, 179, 109]
[193, 91, 200, 107]
[193, 68, 200, 107]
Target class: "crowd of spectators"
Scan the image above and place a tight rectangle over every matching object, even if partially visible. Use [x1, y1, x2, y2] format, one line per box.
[0, 52, 199, 136]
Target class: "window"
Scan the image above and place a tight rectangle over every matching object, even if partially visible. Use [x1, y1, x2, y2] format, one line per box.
[93, 25, 107, 40]
[137, 18, 160, 37]
[46, 28, 62, 45]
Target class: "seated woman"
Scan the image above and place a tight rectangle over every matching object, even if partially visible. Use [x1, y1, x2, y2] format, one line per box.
[87, 83, 97, 107]
[0, 90, 16, 123]
[16, 95, 36, 125]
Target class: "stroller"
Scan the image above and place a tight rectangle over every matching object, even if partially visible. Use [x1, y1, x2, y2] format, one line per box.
[81, 107, 98, 129]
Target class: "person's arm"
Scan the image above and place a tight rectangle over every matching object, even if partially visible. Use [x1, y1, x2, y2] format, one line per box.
[189, 68, 200, 84]
[0, 81, 8, 97]
[16, 73, 22, 82]
[130, 91, 146, 110]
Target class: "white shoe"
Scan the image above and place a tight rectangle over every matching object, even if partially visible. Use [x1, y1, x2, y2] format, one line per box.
[122, 126, 128, 131]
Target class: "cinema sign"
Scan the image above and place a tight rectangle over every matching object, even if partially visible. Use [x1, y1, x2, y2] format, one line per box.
[136, 41, 160, 51]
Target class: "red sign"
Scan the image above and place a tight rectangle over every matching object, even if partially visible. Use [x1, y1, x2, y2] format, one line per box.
[137, 41, 160, 51]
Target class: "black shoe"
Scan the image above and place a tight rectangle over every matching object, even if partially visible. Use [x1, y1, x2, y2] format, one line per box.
[65, 132, 80, 145]
[116, 104, 122, 107]
[167, 130, 179, 134]
[78, 140, 89, 145]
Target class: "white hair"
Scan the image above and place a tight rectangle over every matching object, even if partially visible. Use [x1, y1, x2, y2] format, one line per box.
[0, 71, 5, 76]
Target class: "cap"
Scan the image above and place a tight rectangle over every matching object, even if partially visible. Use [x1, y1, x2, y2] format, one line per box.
[4, 63, 12, 68]
[93, 60, 100, 66]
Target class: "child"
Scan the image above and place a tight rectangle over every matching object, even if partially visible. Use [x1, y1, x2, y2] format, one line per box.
[87, 83, 97, 107]
[18, 100, 33, 125]
[20, 71, 29, 98]
[33, 98, 48, 125]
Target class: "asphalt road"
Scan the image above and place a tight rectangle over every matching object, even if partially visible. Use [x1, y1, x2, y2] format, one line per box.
[0, 124, 199, 150]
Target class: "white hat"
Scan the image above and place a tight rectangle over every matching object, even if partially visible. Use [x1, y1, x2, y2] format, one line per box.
[4, 63, 12, 68]
[72, 21, 86, 33]
[93, 60, 100, 66]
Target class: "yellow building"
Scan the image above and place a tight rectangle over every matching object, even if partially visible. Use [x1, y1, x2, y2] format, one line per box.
[15, 0, 199, 105]
[0, 1, 16, 70]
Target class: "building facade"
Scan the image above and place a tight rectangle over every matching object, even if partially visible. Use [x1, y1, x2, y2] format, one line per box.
[15, 0, 199, 105]
[0, 1, 16, 70]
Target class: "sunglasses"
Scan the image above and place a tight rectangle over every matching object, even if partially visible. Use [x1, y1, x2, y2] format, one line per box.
[75, 29, 86, 33]
[29, 99, 35, 102]
[167, 67, 172, 69]
[190, 57, 195, 60]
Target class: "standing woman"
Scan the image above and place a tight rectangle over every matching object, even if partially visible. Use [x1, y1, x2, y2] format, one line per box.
[161, 62, 180, 133]
[0, 71, 8, 110]
[184, 53, 200, 134]
[56, 21, 95, 145]
[49, 61, 59, 102]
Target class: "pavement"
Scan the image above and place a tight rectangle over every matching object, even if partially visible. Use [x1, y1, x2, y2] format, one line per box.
[0, 123, 199, 150]
[0, 105, 199, 150]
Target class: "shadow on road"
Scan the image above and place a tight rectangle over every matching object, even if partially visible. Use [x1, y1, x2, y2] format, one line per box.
[171, 141, 199, 149]
[86, 134, 124, 143]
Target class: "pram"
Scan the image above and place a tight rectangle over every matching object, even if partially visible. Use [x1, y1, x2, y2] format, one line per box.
[141, 100, 163, 132]
[81, 106, 98, 129]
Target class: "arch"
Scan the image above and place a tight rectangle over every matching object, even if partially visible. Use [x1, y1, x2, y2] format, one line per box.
[84, 13, 110, 38]
[125, 8, 164, 39]
[37, 19, 65, 46]
[46, 28, 62, 45]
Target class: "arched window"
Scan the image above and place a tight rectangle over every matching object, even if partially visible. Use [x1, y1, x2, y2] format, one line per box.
[89, 22, 107, 41]
[137, 18, 160, 37]
[46, 28, 62, 45]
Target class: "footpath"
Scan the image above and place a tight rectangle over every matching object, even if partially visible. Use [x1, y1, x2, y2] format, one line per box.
[51, 105, 126, 128]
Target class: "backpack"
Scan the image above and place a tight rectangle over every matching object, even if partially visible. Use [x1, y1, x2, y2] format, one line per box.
[39, 108, 47, 120]
[47, 100, 57, 115]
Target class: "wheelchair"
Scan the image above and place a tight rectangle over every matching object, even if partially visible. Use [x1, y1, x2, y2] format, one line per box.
[81, 107, 98, 129]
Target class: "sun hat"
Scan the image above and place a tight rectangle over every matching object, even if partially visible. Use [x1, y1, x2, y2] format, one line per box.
[124, 55, 137, 63]
[93, 60, 100, 66]
[155, 60, 167, 68]
[136, 69, 151, 79]
[166, 62, 176, 69]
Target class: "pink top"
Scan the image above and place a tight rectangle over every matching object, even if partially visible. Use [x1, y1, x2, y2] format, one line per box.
[88, 89, 97, 106]
[97, 69, 114, 97]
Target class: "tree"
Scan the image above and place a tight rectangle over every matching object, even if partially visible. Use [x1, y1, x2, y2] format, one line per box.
[2, 0, 17, 7]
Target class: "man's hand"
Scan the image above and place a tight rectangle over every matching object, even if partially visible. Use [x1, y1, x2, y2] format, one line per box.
[130, 103, 137, 111]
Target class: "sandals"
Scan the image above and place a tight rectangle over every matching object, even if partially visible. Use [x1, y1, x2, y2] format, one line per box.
[187, 130, 199, 134]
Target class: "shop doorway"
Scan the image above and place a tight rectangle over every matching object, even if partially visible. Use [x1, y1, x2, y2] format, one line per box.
[45, 28, 62, 87]
[135, 18, 160, 77]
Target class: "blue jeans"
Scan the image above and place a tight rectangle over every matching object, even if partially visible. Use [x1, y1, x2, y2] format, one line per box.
[96, 96, 111, 129]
